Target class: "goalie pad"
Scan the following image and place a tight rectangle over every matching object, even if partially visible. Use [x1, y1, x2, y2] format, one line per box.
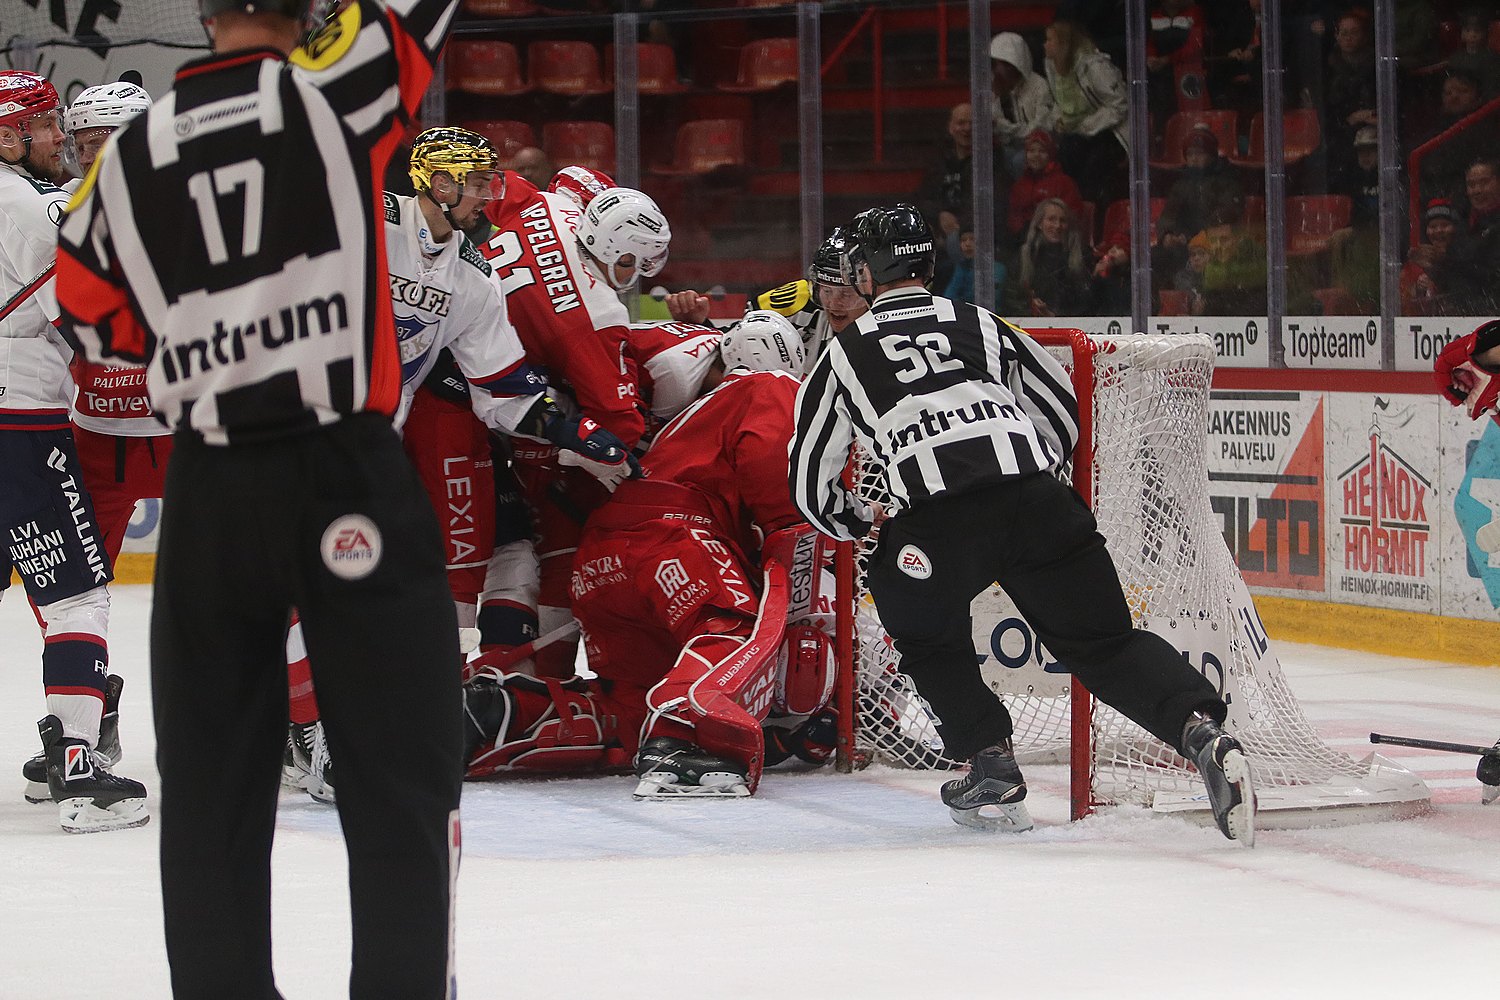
[464, 673, 609, 778]
[640, 560, 790, 793]
[762, 524, 839, 716]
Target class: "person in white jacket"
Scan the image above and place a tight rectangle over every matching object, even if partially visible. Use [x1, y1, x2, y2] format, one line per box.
[1041, 19, 1129, 207]
[990, 32, 1055, 179]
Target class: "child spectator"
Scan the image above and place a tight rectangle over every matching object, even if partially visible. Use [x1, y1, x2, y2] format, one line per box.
[1041, 18, 1129, 207]
[990, 32, 1055, 179]
[943, 223, 1008, 307]
[1174, 231, 1211, 316]
[1430, 156, 1500, 315]
[1159, 125, 1245, 239]
[1014, 197, 1092, 317]
[1007, 129, 1085, 243]
[1340, 125, 1380, 226]
[1090, 228, 1132, 315]
[1450, 9, 1500, 100]
[1403, 199, 1460, 314]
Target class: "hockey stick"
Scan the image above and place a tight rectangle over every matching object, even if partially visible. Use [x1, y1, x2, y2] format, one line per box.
[462, 618, 582, 682]
[0, 260, 55, 324]
[1369, 733, 1498, 756]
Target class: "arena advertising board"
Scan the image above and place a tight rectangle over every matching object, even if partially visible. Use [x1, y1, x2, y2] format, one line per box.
[1439, 408, 1500, 620]
[4, 1, 203, 99]
[1325, 393, 1440, 613]
[1394, 316, 1488, 373]
[1280, 315, 1382, 369]
[1205, 390, 1325, 595]
[1047, 316, 1273, 367]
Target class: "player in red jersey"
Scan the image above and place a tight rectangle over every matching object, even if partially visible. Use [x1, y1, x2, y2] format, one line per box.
[477, 184, 667, 675]
[624, 319, 724, 440]
[461, 311, 839, 797]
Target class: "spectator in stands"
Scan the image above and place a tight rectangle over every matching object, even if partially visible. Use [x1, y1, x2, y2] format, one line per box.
[943, 222, 1008, 308]
[1402, 198, 1461, 314]
[1041, 18, 1129, 207]
[991, 32, 1055, 179]
[1090, 228, 1132, 315]
[1417, 70, 1494, 208]
[1174, 231, 1211, 316]
[1200, 221, 1267, 315]
[1146, 0, 1206, 129]
[1338, 124, 1380, 227]
[1206, 0, 1262, 110]
[916, 101, 1005, 282]
[1451, 10, 1500, 100]
[1013, 197, 1092, 317]
[507, 146, 553, 191]
[1007, 129, 1084, 245]
[1322, 8, 1377, 191]
[1328, 126, 1385, 314]
[1430, 156, 1500, 315]
[1152, 221, 1190, 299]
[1158, 125, 1244, 240]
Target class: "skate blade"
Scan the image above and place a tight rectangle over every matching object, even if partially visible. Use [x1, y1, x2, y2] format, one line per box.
[57, 795, 150, 834]
[1220, 748, 1257, 848]
[633, 771, 751, 799]
[25, 780, 52, 804]
[307, 781, 336, 805]
[947, 800, 1034, 833]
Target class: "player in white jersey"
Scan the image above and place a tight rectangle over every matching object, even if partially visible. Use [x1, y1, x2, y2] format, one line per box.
[60, 82, 152, 193]
[1, 70, 148, 832]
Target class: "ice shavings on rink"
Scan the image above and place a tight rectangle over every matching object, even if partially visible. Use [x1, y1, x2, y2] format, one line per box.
[1, 586, 1495, 999]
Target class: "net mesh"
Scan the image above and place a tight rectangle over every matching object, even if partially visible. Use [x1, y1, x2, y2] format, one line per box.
[5, 1, 206, 50]
[848, 331, 1369, 807]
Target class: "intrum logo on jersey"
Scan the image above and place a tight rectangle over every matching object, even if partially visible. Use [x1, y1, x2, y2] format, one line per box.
[161, 293, 349, 385]
[886, 397, 1018, 452]
[320, 514, 382, 581]
[655, 558, 691, 597]
[64, 744, 93, 781]
[390, 274, 453, 316]
[897, 544, 932, 579]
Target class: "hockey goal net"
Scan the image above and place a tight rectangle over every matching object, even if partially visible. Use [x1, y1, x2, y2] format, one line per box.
[833, 330, 1428, 826]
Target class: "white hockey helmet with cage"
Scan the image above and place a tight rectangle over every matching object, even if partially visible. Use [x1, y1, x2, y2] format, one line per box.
[63, 82, 152, 135]
[577, 187, 671, 290]
[719, 310, 805, 376]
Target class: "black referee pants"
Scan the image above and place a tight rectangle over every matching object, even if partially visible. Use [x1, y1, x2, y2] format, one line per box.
[867, 472, 1223, 762]
[152, 415, 463, 1000]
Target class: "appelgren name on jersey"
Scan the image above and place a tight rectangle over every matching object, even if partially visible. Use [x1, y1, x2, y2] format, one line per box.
[160, 293, 349, 385]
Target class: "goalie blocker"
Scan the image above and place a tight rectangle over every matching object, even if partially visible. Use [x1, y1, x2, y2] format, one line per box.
[461, 513, 837, 794]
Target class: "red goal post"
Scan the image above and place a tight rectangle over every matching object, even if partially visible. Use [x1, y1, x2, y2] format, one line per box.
[830, 328, 1430, 828]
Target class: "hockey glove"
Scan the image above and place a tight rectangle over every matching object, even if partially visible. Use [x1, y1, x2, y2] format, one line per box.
[547, 414, 641, 491]
[1434, 322, 1500, 421]
[1479, 747, 1499, 806]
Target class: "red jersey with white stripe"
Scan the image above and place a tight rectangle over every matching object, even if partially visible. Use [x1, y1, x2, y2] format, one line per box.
[643, 369, 804, 554]
[479, 189, 643, 449]
[625, 320, 722, 427]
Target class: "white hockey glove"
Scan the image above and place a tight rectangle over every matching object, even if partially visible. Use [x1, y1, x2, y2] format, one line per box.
[547, 414, 642, 492]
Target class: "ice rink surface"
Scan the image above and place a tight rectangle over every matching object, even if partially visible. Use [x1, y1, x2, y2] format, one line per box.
[1, 585, 1495, 999]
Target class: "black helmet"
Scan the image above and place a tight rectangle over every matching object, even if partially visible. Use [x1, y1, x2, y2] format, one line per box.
[199, 0, 315, 19]
[845, 204, 936, 287]
[810, 227, 853, 287]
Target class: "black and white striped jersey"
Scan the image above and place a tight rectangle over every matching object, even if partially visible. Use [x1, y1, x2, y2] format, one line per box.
[789, 286, 1079, 541]
[55, 0, 459, 445]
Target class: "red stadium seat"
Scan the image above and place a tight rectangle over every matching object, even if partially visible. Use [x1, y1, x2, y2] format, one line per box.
[542, 121, 616, 173]
[1157, 289, 1192, 316]
[1229, 110, 1320, 169]
[718, 38, 800, 92]
[652, 118, 747, 175]
[1149, 110, 1238, 170]
[1286, 195, 1351, 256]
[1313, 287, 1361, 314]
[462, 0, 538, 15]
[462, 120, 536, 160]
[1243, 193, 1265, 223]
[446, 40, 531, 96]
[604, 43, 689, 95]
[1101, 197, 1166, 245]
[528, 40, 612, 96]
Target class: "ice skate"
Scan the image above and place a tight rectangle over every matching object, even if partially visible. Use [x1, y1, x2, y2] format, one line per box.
[22, 753, 49, 804]
[1183, 714, 1257, 847]
[633, 737, 750, 798]
[39, 715, 149, 834]
[285, 720, 335, 804]
[23, 674, 125, 803]
[941, 740, 1033, 832]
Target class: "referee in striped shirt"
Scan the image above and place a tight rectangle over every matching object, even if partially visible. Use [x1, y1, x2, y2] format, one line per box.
[789, 205, 1256, 843]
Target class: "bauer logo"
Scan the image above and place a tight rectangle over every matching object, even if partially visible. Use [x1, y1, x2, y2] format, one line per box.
[320, 514, 382, 581]
[897, 544, 932, 579]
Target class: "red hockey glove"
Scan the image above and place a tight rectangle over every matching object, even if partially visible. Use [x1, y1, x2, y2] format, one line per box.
[1434, 322, 1500, 421]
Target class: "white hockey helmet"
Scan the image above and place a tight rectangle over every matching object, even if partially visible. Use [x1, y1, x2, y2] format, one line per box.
[63, 82, 151, 135]
[719, 310, 805, 376]
[577, 186, 671, 290]
[548, 164, 616, 208]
